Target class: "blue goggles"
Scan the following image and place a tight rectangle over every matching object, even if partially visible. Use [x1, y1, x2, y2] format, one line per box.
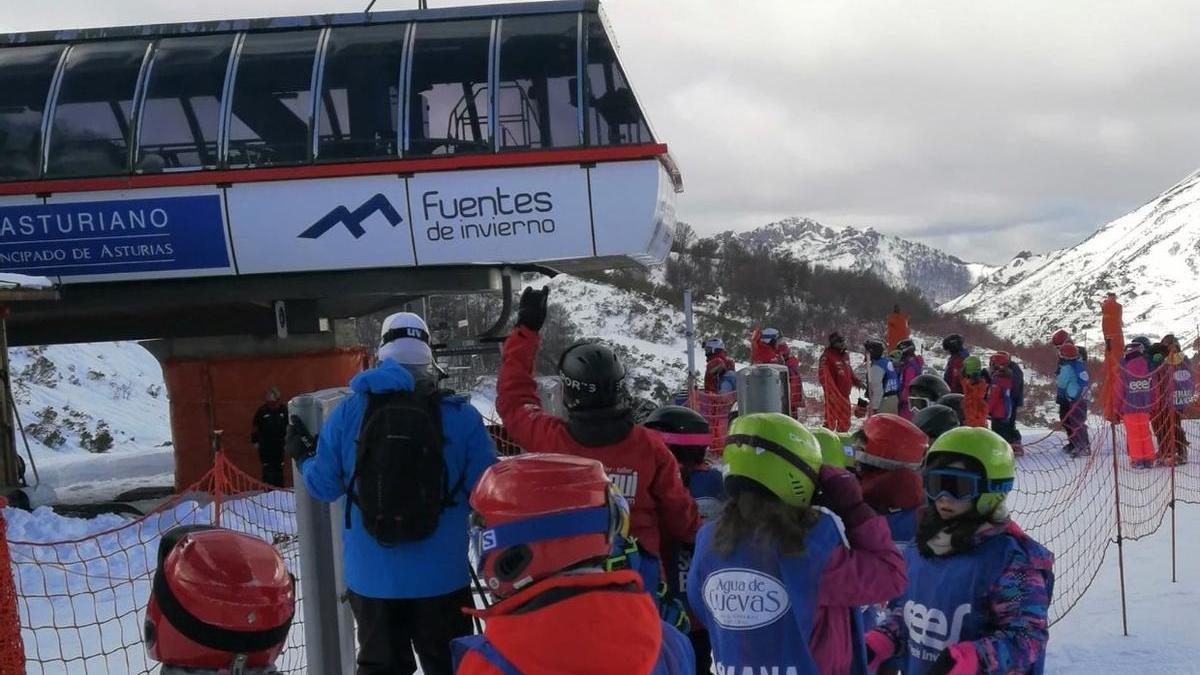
[924, 468, 1014, 502]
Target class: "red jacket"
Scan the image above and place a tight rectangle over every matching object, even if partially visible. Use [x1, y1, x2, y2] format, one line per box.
[704, 353, 735, 392]
[987, 370, 1014, 420]
[819, 348, 862, 397]
[498, 326, 700, 557]
[781, 349, 804, 410]
[751, 328, 782, 365]
[456, 571, 667, 674]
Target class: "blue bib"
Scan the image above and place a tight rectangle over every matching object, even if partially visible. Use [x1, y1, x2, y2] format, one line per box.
[688, 513, 843, 675]
[875, 357, 900, 396]
[898, 533, 1049, 675]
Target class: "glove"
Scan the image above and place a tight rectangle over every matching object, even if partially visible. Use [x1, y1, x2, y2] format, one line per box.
[865, 630, 895, 673]
[656, 584, 691, 633]
[928, 643, 977, 675]
[516, 286, 550, 332]
[814, 465, 875, 529]
[285, 415, 316, 465]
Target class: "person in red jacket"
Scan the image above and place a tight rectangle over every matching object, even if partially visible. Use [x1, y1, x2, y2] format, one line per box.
[453, 453, 694, 674]
[497, 287, 701, 564]
[751, 327, 784, 365]
[819, 332, 863, 432]
[777, 340, 805, 417]
[702, 338, 736, 393]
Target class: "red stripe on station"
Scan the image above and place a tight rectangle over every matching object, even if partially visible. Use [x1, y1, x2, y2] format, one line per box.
[0, 144, 670, 197]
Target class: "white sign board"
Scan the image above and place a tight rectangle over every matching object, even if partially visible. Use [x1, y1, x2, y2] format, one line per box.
[409, 165, 594, 265]
[225, 175, 415, 275]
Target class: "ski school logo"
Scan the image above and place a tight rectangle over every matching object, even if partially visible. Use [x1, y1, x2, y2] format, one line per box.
[702, 569, 790, 630]
[299, 193, 403, 239]
[905, 600, 971, 651]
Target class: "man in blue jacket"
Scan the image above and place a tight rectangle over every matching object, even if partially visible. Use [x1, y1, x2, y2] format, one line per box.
[288, 312, 498, 675]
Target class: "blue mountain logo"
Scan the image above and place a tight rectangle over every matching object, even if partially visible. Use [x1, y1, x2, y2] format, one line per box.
[299, 193, 403, 239]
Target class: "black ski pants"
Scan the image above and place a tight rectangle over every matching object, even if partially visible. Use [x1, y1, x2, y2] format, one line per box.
[348, 586, 474, 675]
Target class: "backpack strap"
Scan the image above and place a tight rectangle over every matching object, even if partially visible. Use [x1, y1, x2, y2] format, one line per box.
[345, 391, 395, 531]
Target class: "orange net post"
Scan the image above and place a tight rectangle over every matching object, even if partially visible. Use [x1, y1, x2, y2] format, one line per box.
[0, 498, 26, 675]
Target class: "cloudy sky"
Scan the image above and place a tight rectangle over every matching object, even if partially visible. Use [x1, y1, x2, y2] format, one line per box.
[6, 0, 1200, 263]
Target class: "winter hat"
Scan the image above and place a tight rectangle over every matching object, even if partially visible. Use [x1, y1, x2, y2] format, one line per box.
[378, 312, 433, 366]
[1058, 344, 1080, 360]
[1051, 330, 1071, 347]
[829, 332, 846, 347]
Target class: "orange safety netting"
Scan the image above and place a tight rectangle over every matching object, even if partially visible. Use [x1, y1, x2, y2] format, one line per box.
[7, 454, 304, 674]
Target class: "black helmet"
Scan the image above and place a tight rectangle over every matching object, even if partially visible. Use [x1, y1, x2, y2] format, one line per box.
[558, 341, 628, 412]
[942, 334, 964, 353]
[896, 339, 916, 354]
[829, 332, 846, 348]
[864, 338, 885, 360]
[913, 404, 960, 441]
[644, 405, 711, 466]
[908, 374, 951, 410]
[936, 393, 966, 425]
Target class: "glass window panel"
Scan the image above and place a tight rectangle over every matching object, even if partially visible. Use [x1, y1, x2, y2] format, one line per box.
[0, 45, 64, 181]
[406, 19, 491, 156]
[584, 16, 650, 146]
[46, 40, 150, 178]
[497, 14, 579, 150]
[227, 30, 319, 168]
[137, 34, 234, 172]
[317, 24, 405, 161]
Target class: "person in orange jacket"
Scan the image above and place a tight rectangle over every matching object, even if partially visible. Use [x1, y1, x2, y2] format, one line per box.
[819, 332, 864, 432]
[961, 356, 990, 428]
[886, 304, 910, 351]
[453, 454, 694, 674]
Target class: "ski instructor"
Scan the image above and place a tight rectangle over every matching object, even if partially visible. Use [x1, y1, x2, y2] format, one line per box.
[497, 286, 701, 575]
[287, 312, 498, 675]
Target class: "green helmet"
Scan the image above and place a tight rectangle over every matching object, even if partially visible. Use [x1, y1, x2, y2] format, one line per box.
[926, 427, 1015, 516]
[963, 355, 983, 375]
[724, 413, 823, 507]
[811, 426, 853, 469]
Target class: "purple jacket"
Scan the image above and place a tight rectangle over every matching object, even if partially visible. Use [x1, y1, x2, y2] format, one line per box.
[1121, 353, 1154, 413]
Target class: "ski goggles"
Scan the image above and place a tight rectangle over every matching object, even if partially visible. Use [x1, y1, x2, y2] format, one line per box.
[924, 468, 1014, 501]
[909, 396, 932, 412]
[468, 485, 630, 565]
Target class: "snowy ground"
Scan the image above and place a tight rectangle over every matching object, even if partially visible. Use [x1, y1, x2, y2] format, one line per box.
[1046, 502, 1200, 674]
[24, 448, 175, 509]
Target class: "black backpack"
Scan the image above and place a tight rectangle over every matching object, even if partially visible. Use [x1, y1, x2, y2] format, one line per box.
[345, 385, 465, 545]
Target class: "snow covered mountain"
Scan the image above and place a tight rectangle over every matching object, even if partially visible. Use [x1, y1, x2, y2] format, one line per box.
[944, 169, 1200, 346]
[726, 217, 994, 303]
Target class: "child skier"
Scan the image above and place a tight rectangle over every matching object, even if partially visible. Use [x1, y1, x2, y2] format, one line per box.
[896, 339, 925, 420]
[988, 352, 1023, 455]
[942, 334, 970, 394]
[1057, 343, 1092, 457]
[455, 453, 694, 674]
[643, 405, 727, 675]
[687, 413, 906, 675]
[866, 338, 901, 416]
[852, 414, 928, 551]
[1121, 341, 1156, 468]
[961, 356, 990, 428]
[866, 427, 1055, 675]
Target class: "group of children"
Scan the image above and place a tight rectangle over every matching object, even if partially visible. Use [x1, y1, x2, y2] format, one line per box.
[703, 328, 806, 416]
[459, 399, 1054, 674]
[1118, 333, 1196, 468]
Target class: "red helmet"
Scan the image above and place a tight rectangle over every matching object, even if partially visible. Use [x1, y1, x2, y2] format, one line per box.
[145, 526, 295, 670]
[1051, 330, 1071, 347]
[989, 352, 1011, 369]
[1059, 344, 1080, 360]
[470, 454, 629, 598]
[857, 414, 928, 470]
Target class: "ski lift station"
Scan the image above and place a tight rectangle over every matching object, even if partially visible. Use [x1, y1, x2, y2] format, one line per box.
[0, 0, 681, 489]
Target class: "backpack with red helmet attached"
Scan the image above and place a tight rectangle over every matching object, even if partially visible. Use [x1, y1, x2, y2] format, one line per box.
[346, 382, 466, 545]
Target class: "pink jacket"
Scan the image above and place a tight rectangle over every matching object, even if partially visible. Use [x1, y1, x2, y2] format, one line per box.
[812, 513, 908, 674]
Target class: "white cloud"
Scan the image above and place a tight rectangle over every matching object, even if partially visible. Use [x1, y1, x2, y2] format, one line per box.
[4, 0, 1200, 263]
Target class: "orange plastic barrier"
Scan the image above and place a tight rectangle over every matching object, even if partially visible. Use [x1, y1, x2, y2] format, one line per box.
[163, 348, 369, 490]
